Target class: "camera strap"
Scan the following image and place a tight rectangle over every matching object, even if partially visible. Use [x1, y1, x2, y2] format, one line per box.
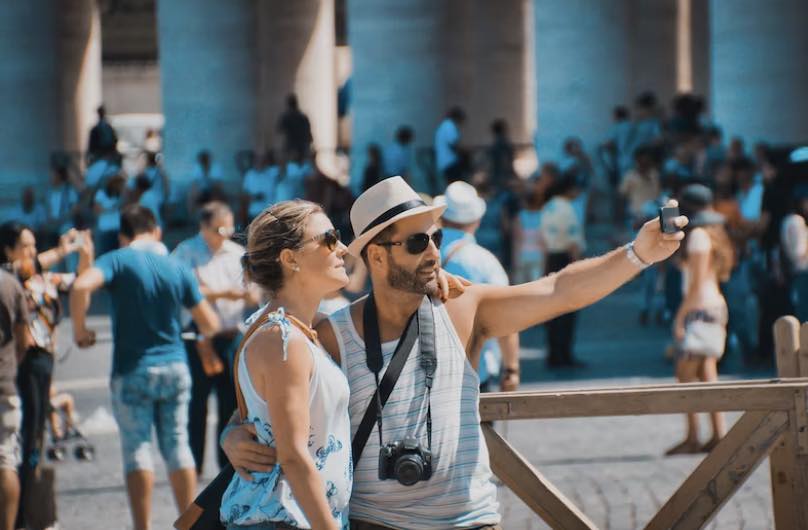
[351, 293, 436, 470]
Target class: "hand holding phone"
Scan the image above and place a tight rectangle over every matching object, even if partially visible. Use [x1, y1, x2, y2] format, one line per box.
[659, 205, 680, 234]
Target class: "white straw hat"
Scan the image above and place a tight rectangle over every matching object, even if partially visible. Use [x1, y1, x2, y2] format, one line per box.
[436, 181, 486, 224]
[348, 176, 446, 256]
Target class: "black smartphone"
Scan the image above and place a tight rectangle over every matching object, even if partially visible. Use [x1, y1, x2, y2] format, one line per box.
[659, 206, 680, 234]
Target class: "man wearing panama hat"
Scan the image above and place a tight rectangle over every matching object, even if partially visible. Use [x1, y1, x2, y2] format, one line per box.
[224, 176, 688, 529]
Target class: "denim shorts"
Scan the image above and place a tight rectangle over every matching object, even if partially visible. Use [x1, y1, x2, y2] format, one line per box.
[0, 395, 21, 470]
[110, 361, 194, 473]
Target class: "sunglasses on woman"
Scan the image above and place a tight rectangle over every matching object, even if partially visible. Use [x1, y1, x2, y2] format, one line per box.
[375, 229, 443, 255]
[301, 228, 341, 251]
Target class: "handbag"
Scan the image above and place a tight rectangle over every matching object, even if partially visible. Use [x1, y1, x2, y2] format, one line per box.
[22, 464, 57, 530]
[681, 320, 726, 358]
[174, 307, 318, 530]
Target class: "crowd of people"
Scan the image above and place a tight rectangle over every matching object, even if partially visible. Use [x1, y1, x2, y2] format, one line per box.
[0, 87, 806, 530]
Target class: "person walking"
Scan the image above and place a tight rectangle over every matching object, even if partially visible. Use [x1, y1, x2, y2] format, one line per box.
[224, 176, 688, 530]
[69, 205, 220, 530]
[172, 202, 260, 474]
[667, 185, 735, 455]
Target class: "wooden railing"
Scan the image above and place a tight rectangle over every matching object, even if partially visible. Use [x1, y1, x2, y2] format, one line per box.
[479, 315, 808, 529]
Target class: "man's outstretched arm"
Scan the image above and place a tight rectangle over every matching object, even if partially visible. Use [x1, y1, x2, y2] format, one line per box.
[470, 202, 687, 341]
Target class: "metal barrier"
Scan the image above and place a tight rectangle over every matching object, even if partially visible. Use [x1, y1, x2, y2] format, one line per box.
[478, 315, 808, 529]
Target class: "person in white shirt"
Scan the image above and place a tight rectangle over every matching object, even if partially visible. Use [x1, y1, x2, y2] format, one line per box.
[242, 151, 281, 222]
[383, 126, 414, 180]
[7, 188, 47, 234]
[171, 202, 260, 474]
[93, 173, 127, 255]
[434, 107, 466, 183]
[276, 152, 312, 203]
[541, 174, 586, 368]
[188, 150, 226, 210]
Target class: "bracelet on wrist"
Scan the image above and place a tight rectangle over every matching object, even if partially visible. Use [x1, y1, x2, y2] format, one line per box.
[624, 242, 651, 270]
[502, 367, 520, 376]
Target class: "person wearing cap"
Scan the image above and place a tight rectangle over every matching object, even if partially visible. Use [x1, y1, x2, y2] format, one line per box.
[434, 182, 520, 393]
[667, 184, 735, 455]
[224, 176, 688, 530]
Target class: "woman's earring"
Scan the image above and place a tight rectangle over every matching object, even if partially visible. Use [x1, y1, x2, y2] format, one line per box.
[293, 265, 300, 272]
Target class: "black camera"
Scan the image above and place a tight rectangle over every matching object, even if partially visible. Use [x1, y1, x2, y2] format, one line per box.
[378, 436, 433, 486]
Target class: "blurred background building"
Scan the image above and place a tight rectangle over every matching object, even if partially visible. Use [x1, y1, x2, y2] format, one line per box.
[1, 0, 807, 203]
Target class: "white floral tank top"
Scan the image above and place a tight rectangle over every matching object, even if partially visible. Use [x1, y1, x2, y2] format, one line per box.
[220, 308, 352, 529]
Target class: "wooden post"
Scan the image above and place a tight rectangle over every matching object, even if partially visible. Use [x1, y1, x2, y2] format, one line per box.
[770, 316, 808, 529]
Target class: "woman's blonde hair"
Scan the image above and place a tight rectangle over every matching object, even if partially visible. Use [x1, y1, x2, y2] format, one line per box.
[685, 224, 736, 282]
[242, 200, 323, 292]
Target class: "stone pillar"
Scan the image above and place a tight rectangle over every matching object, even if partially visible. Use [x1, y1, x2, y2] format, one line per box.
[630, 0, 677, 105]
[156, 0, 257, 193]
[349, 0, 530, 189]
[256, 0, 337, 157]
[533, 0, 631, 162]
[0, 0, 59, 205]
[59, 0, 103, 155]
[453, 0, 532, 147]
[689, 0, 710, 99]
[348, 0, 451, 189]
[710, 0, 808, 143]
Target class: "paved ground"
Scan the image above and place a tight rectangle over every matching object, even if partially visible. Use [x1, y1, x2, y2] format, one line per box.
[48, 271, 777, 529]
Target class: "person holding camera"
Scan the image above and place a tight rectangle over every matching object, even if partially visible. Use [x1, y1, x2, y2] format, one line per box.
[0, 222, 91, 529]
[223, 176, 688, 530]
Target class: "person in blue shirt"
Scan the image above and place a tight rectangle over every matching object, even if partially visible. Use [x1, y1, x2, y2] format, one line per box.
[69, 205, 220, 530]
[434, 181, 520, 392]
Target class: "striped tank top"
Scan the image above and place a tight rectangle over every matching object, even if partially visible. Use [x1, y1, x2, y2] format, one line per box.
[328, 298, 500, 530]
[221, 310, 352, 529]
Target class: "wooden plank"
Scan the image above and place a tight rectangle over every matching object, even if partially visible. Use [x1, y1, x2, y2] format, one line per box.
[770, 411, 808, 530]
[645, 410, 787, 530]
[795, 390, 808, 455]
[479, 383, 804, 421]
[770, 432, 797, 530]
[800, 322, 808, 377]
[482, 424, 597, 530]
[774, 316, 800, 377]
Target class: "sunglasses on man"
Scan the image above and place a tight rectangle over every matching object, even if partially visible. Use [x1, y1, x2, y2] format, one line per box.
[301, 228, 342, 252]
[374, 229, 443, 255]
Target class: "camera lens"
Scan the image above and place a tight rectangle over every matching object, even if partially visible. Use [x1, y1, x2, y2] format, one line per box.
[395, 455, 424, 486]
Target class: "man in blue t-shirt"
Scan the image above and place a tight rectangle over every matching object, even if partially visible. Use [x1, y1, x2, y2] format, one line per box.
[69, 205, 220, 530]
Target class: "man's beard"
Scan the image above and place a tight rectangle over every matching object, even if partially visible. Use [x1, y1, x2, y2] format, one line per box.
[386, 256, 439, 296]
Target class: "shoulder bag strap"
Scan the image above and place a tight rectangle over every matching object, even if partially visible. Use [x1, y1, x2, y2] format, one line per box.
[351, 295, 425, 469]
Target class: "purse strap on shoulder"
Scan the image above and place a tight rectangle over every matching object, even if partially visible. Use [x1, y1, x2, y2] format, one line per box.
[231, 307, 319, 421]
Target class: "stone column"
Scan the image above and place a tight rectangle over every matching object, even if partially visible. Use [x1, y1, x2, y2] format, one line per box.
[348, 0, 451, 190]
[0, 0, 60, 205]
[256, 0, 337, 157]
[156, 0, 257, 193]
[349, 0, 531, 190]
[533, 0, 631, 162]
[59, 0, 103, 155]
[710, 0, 808, 143]
[689, 0, 710, 99]
[453, 0, 532, 147]
[630, 0, 677, 105]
